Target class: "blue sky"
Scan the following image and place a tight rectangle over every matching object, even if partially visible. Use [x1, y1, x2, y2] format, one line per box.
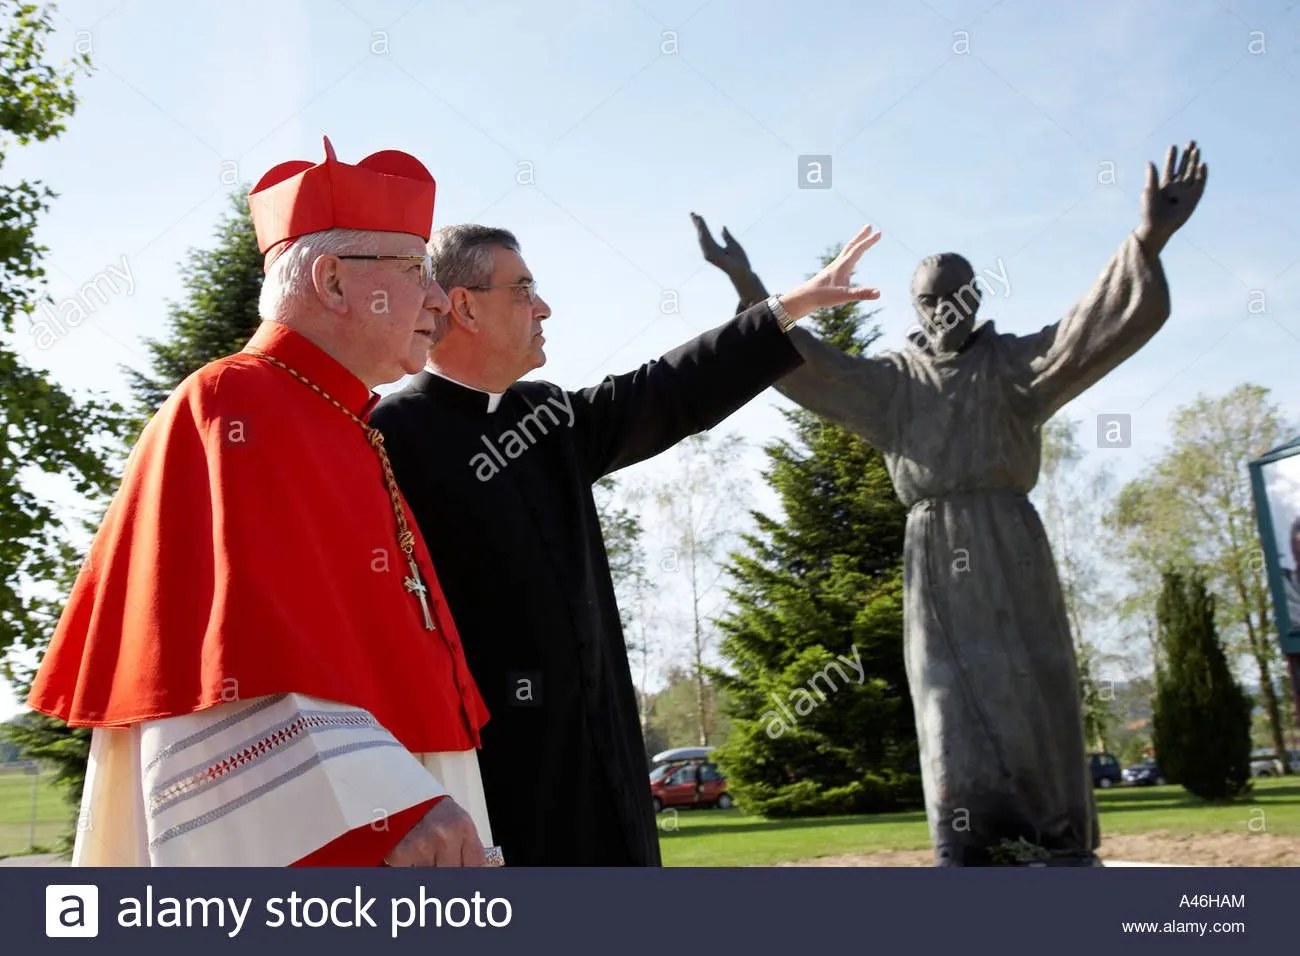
[3, 0, 1299, 719]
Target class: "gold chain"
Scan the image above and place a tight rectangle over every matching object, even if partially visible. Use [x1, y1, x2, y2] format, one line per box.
[245, 349, 417, 558]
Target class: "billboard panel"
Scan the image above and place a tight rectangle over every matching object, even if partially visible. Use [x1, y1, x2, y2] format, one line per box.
[1251, 441, 1300, 655]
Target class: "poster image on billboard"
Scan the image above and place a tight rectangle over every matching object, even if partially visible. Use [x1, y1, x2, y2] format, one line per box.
[1251, 440, 1300, 654]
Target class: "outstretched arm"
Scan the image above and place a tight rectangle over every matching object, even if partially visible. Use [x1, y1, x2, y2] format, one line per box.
[1015, 142, 1205, 423]
[776, 328, 906, 451]
[1016, 232, 1170, 425]
[692, 214, 904, 451]
[570, 221, 886, 478]
[567, 299, 804, 480]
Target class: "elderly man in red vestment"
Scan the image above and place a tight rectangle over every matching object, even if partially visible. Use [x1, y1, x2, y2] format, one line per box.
[25, 137, 498, 867]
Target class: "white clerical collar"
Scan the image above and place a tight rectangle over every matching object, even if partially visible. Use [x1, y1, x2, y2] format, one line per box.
[425, 365, 504, 412]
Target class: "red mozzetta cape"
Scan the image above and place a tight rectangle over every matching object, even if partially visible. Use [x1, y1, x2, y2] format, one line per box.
[28, 322, 489, 755]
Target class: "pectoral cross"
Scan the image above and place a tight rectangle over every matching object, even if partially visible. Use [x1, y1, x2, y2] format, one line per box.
[404, 557, 435, 631]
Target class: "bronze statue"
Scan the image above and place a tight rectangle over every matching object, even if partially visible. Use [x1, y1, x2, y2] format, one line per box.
[694, 142, 1207, 865]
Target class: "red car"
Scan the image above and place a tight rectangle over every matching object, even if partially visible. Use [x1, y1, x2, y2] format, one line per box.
[649, 759, 733, 812]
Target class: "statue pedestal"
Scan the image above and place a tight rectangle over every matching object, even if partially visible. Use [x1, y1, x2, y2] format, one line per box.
[936, 842, 1104, 867]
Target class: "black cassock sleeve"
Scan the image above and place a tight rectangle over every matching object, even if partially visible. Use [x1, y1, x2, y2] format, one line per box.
[570, 299, 804, 481]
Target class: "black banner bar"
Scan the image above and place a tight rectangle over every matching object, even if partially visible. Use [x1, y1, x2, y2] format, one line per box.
[4, 867, 1288, 952]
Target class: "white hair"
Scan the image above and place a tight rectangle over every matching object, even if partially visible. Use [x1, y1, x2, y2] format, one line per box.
[257, 227, 385, 322]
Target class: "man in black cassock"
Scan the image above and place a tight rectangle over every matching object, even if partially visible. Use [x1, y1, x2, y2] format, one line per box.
[369, 219, 882, 865]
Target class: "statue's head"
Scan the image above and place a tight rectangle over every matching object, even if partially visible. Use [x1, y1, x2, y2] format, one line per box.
[911, 253, 981, 352]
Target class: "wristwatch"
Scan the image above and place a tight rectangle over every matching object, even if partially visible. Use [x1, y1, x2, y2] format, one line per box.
[765, 294, 796, 332]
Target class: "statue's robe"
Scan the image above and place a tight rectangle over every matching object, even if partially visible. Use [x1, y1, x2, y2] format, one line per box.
[765, 232, 1170, 864]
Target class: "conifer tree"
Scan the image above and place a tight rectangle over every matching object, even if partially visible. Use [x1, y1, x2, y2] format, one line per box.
[710, 296, 920, 817]
[123, 190, 264, 434]
[1151, 567, 1252, 800]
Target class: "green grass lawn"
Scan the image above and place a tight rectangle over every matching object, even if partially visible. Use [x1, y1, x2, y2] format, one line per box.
[5, 768, 1297, 864]
[0, 769, 70, 858]
[657, 778, 1300, 866]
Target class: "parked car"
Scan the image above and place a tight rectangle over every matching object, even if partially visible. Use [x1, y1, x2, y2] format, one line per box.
[650, 759, 733, 812]
[1123, 761, 1166, 786]
[1251, 748, 1300, 777]
[1250, 749, 1276, 777]
[1089, 752, 1122, 788]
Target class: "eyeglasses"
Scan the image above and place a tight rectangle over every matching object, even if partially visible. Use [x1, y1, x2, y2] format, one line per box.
[464, 279, 540, 303]
[336, 253, 434, 288]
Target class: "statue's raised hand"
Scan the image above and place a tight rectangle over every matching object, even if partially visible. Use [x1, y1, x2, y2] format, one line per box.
[1136, 141, 1207, 256]
[691, 213, 751, 277]
[691, 212, 769, 306]
[691, 212, 882, 319]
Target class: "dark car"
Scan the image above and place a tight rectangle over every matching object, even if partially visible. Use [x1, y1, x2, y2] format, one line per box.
[1089, 752, 1122, 788]
[1122, 761, 1166, 786]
